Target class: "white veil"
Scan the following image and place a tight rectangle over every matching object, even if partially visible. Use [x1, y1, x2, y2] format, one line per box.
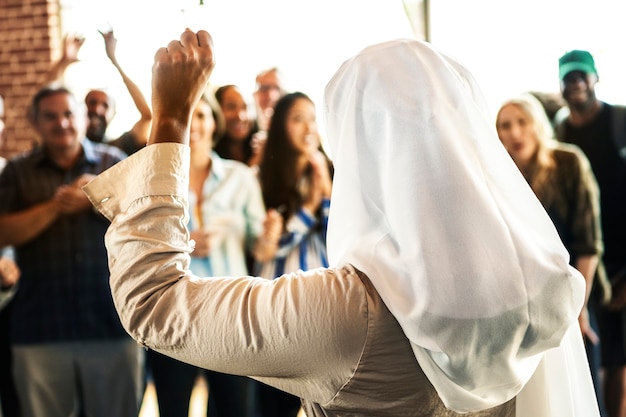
[324, 39, 597, 414]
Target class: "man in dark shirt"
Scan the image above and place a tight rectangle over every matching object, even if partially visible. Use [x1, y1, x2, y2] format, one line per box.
[0, 85, 142, 417]
[556, 49, 626, 417]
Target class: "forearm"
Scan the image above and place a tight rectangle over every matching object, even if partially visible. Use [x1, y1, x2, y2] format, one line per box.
[112, 60, 152, 121]
[575, 254, 598, 306]
[0, 199, 59, 247]
[253, 237, 279, 262]
[43, 58, 71, 85]
[247, 191, 271, 261]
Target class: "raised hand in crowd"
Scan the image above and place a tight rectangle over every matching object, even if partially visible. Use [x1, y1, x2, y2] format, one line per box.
[45, 33, 86, 83]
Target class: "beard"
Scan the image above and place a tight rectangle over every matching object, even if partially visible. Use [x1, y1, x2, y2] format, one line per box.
[564, 88, 597, 113]
[86, 113, 108, 142]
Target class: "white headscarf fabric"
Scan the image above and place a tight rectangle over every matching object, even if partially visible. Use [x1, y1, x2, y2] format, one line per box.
[324, 39, 589, 412]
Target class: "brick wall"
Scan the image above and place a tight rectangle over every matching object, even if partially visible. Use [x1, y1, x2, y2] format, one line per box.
[0, 0, 61, 159]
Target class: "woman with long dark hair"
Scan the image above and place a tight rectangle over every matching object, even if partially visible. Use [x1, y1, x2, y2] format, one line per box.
[254, 92, 333, 417]
[255, 92, 333, 279]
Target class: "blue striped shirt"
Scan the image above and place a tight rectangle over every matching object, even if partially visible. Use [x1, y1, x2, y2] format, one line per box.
[254, 198, 330, 279]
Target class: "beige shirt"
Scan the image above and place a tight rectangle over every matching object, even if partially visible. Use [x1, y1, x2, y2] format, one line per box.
[84, 143, 513, 417]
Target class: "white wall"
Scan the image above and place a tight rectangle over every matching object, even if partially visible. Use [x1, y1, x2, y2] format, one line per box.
[59, 0, 626, 139]
[59, 0, 414, 141]
[429, 0, 626, 119]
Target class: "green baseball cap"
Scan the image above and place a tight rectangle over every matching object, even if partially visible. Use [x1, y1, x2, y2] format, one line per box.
[558, 50, 598, 80]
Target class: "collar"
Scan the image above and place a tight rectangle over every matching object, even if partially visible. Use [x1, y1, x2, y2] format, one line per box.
[33, 138, 99, 168]
[210, 150, 226, 180]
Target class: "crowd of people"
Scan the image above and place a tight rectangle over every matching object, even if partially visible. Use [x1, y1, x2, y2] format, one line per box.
[492, 49, 626, 417]
[0, 26, 624, 417]
[0, 28, 332, 417]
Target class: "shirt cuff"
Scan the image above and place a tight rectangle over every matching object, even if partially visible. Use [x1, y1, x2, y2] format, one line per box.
[83, 143, 190, 221]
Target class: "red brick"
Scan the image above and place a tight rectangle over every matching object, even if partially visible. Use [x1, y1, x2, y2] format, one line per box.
[0, 0, 58, 158]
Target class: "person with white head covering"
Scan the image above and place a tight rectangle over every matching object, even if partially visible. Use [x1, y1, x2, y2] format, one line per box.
[83, 29, 599, 417]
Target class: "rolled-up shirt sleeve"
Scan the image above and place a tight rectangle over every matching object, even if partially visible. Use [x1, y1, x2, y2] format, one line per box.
[82, 143, 368, 403]
[84, 143, 195, 347]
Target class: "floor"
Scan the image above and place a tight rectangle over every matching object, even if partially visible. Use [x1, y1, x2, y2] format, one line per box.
[138, 376, 208, 417]
[138, 377, 306, 417]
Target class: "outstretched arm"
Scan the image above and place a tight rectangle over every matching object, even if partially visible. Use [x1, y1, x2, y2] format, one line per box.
[82, 31, 366, 397]
[100, 29, 152, 146]
[43, 33, 85, 84]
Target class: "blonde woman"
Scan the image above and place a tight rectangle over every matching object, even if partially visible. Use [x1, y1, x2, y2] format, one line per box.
[497, 93, 610, 415]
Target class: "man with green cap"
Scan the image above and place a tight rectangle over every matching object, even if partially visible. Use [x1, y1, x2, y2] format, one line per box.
[556, 49, 626, 417]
